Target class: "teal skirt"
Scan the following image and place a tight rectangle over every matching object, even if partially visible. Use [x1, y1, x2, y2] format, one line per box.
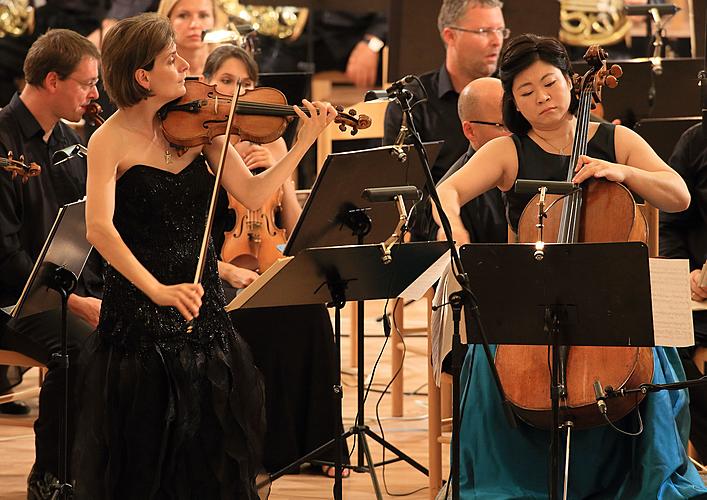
[458, 346, 707, 499]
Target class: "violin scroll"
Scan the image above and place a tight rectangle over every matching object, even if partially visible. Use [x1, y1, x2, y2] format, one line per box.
[1, 151, 41, 183]
[334, 105, 371, 136]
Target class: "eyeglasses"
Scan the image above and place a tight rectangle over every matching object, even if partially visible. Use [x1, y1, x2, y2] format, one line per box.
[449, 27, 510, 39]
[467, 120, 505, 128]
[66, 76, 99, 91]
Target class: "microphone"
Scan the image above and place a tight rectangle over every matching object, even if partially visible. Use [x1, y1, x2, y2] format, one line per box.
[593, 380, 608, 416]
[386, 75, 415, 93]
[362, 186, 420, 202]
[364, 75, 416, 102]
[624, 4, 679, 16]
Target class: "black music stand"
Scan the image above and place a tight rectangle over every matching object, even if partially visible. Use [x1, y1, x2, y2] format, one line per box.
[284, 142, 441, 255]
[456, 241, 654, 500]
[635, 116, 701, 162]
[226, 241, 448, 499]
[573, 58, 703, 128]
[4, 200, 92, 500]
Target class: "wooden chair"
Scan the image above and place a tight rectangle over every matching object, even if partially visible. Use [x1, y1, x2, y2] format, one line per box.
[0, 350, 45, 427]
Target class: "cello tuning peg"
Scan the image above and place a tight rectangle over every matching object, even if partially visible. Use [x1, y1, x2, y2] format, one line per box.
[609, 65, 623, 78]
[605, 76, 618, 89]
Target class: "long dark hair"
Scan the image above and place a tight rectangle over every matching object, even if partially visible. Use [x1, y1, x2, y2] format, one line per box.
[499, 33, 578, 135]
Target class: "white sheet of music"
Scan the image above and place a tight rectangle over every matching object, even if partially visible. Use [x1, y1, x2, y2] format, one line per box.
[399, 251, 450, 301]
[649, 258, 694, 347]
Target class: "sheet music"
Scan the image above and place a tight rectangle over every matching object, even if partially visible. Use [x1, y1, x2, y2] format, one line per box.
[399, 251, 450, 301]
[224, 256, 294, 311]
[649, 258, 694, 347]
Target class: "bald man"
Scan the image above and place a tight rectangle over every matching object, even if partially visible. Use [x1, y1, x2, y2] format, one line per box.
[435, 77, 509, 243]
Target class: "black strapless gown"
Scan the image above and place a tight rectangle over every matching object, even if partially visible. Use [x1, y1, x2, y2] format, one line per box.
[72, 157, 266, 499]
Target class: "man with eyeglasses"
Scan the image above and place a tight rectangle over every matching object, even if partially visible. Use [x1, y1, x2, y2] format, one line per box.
[383, 0, 506, 241]
[436, 77, 510, 244]
[0, 29, 103, 499]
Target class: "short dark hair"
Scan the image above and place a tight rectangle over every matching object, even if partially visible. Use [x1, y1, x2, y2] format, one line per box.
[23, 29, 99, 86]
[499, 33, 578, 135]
[203, 45, 259, 84]
[101, 13, 174, 108]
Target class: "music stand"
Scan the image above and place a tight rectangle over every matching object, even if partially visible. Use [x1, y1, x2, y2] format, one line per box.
[227, 242, 447, 499]
[4, 199, 92, 500]
[573, 58, 703, 128]
[635, 116, 701, 162]
[284, 142, 441, 255]
[457, 241, 654, 500]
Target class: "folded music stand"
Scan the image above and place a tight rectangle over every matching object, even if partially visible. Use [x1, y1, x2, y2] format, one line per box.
[457, 241, 654, 500]
[226, 241, 448, 499]
[4, 199, 92, 500]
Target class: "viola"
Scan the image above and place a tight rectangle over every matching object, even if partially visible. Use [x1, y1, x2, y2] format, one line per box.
[494, 46, 654, 430]
[158, 79, 371, 148]
[1, 151, 41, 182]
[221, 169, 286, 273]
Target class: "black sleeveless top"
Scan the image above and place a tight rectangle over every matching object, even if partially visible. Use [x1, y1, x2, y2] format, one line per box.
[503, 123, 616, 232]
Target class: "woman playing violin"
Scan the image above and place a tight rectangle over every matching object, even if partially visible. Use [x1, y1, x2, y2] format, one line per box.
[71, 13, 336, 499]
[435, 34, 705, 498]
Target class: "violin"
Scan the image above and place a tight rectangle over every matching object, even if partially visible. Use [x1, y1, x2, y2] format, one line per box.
[1, 151, 41, 183]
[494, 46, 653, 430]
[83, 101, 105, 127]
[159, 80, 371, 148]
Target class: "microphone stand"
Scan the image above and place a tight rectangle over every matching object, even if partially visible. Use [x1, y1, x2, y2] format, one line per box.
[387, 83, 516, 500]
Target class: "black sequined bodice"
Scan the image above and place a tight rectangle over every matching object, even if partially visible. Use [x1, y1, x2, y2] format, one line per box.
[98, 156, 230, 353]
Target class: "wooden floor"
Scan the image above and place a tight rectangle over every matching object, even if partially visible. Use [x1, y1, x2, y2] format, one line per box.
[0, 299, 447, 499]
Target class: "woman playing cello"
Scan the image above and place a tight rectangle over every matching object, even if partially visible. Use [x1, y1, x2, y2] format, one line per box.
[436, 34, 706, 498]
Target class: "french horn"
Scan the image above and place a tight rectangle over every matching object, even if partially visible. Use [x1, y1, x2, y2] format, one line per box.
[560, 0, 632, 46]
[215, 1, 308, 41]
[0, 0, 34, 38]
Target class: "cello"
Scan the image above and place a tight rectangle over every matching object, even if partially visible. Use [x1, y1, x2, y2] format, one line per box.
[494, 46, 654, 431]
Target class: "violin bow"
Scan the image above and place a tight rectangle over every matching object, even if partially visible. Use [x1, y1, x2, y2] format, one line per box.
[187, 80, 243, 332]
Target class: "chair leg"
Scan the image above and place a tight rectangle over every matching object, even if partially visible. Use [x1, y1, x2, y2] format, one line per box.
[391, 298, 405, 417]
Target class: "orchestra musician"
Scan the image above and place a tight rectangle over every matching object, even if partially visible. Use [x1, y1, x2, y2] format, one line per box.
[70, 12, 336, 498]
[157, 0, 216, 77]
[204, 43, 350, 477]
[660, 122, 707, 463]
[435, 33, 706, 498]
[0, 28, 103, 499]
[384, 0, 507, 242]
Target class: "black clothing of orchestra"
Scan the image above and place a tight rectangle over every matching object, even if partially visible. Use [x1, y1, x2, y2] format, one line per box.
[72, 157, 267, 499]
[436, 145, 507, 243]
[383, 65, 468, 241]
[212, 189, 348, 473]
[0, 92, 102, 482]
[505, 123, 617, 231]
[659, 123, 707, 460]
[256, 11, 386, 75]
